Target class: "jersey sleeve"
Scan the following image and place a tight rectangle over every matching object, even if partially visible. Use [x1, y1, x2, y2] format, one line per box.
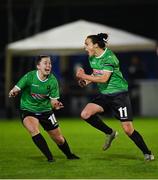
[49, 77, 60, 99]
[102, 56, 114, 72]
[16, 73, 30, 90]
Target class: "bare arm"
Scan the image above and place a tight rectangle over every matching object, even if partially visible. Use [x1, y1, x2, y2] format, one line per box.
[9, 86, 21, 98]
[76, 68, 112, 83]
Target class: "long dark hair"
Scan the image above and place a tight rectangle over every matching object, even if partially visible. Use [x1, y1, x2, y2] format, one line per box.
[87, 33, 108, 49]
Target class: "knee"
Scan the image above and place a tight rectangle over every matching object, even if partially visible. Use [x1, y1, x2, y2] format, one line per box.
[122, 122, 134, 136]
[123, 126, 134, 136]
[80, 111, 91, 120]
[23, 118, 40, 136]
[24, 125, 40, 136]
[53, 135, 65, 145]
[30, 128, 40, 136]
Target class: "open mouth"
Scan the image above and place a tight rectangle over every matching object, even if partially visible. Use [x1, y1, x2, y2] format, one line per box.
[45, 69, 50, 73]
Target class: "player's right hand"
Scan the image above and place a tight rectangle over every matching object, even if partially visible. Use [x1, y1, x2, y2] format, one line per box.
[9, 89, 18, 98]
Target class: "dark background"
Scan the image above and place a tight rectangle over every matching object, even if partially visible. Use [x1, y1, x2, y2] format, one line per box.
[0, 0, 157, 117]
[1, 0, 157, 49]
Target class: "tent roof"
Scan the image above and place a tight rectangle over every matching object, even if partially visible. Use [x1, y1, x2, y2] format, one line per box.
[7, 19, 156, 54]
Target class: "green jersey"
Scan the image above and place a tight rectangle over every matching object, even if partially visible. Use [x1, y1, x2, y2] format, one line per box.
[89, 48, 128, 94]
[16, 70, 60, 113]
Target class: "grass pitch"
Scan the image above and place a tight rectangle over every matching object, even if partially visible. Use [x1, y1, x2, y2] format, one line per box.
[0, 117, 158, 179]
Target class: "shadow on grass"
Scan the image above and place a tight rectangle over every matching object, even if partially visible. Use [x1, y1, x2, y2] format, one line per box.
[94, 153, 142, 161]
[26, 155, 46, 162]
[26, 154, 70, 163]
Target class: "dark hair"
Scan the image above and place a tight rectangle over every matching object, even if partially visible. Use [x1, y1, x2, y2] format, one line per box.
[87, 33, 108, 49]
[36, 55, 51, 65]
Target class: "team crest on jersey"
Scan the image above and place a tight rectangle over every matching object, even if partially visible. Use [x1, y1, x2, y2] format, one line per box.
[47, 85, 51, 91]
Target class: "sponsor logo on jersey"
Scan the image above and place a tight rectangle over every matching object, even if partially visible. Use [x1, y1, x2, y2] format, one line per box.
[31, 93, 48, 99]
[93, 69, 105, 75]
[32, 84, 39, 87]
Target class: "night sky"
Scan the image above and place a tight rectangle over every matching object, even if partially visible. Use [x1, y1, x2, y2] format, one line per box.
[0, 0, 157, 50]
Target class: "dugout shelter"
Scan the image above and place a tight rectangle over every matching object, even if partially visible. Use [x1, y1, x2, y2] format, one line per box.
[5, 19, 156, 115]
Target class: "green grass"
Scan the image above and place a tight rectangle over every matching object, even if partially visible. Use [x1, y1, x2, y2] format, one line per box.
[0, 117, 158, 179]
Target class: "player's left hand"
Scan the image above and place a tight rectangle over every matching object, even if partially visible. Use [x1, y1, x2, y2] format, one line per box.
[55, 101, 64, 110]
[51, 100, 64, 110]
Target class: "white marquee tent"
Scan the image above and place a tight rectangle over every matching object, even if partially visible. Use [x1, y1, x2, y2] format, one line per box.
[5, 19, 156, 107]
[7, 19, 156, 53]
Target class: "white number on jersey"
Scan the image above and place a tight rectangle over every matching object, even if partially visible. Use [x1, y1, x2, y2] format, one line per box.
[118, 107, 127, 118]
[48, 114, 57, 125]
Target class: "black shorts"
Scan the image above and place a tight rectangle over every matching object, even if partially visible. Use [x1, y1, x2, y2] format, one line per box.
[92, 91, 133, 121]
[20, 110, 59, 131]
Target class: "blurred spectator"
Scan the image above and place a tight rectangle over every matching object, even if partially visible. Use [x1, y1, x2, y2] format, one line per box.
[128, 56, 147, 115]
[128, 56, 147, 81]
[59, 69, 72, 116]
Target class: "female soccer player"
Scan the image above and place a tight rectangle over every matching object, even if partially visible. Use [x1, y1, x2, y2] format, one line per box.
[76, 33, 154, 161]
[9, 55, 79, 162]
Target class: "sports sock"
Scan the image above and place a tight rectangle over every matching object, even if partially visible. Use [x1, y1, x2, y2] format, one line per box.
[85, 115, 113, 134]
[129, 130, 151, 154]
[57, 139, 74, 158]
[32, 133, 53, 161]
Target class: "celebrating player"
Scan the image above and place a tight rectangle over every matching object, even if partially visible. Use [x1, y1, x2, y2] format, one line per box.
[9, 55, 79, 162]
[76, 33, 154, 161]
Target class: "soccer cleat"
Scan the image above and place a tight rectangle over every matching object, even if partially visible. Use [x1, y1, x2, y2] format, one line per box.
[144, 154, 155, 161]
[103, 130, 118, 151]
[67, 153, 80, 160]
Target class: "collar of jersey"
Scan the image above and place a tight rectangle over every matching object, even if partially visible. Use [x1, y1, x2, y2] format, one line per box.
[95, 48, 107, 59]
[36, 71, 48, 82]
